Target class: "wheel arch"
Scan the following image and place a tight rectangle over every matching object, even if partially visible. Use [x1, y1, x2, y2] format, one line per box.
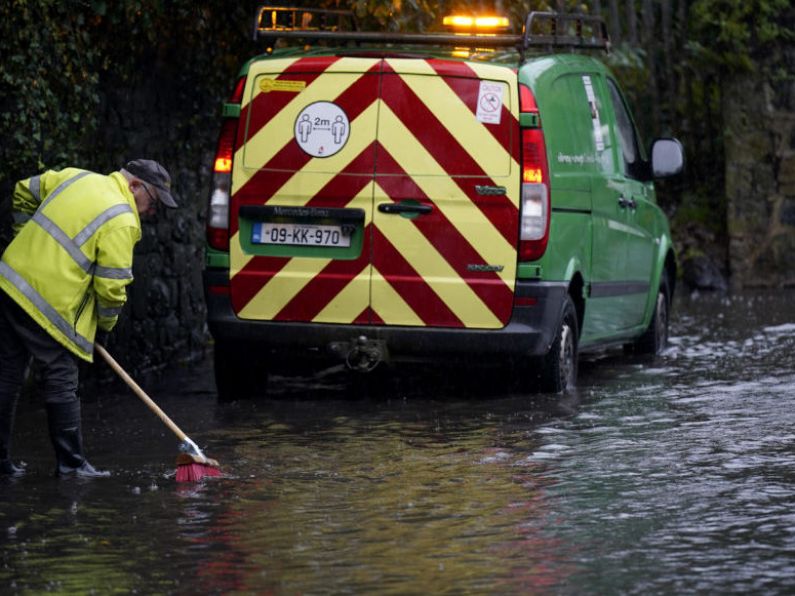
[642, 240, 677, 328]
[568, 271, 585, 340]
[664, 248, 677, 303]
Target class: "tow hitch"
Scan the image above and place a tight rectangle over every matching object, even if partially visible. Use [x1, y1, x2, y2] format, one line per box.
[329, 336, 387, 372]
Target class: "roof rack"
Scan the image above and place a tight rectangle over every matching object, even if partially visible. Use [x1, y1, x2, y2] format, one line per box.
[253, 6, 610, 57]
[253, 6, 358, 40]
[523, 12, 610, 52]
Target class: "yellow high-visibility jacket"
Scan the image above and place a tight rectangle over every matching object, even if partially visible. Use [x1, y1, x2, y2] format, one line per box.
[0, 168, 141, 361]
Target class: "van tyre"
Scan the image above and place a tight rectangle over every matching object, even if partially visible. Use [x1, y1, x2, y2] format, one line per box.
[214, 341, 268, 401]
[538, 295, 579, 393]
[631, 273, 670, 355]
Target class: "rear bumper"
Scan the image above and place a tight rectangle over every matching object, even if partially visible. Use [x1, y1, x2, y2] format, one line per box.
[203, 269, 567, 363]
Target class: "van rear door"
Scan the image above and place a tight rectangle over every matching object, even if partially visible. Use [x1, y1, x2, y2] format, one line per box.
[230, 57, 381, 324]
[371, 59, 520, 328]
[230, 57, 520, 330]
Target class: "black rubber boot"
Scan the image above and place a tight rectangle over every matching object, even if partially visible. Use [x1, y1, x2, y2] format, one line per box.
[0, 393, 25, 476]
[0, 459, 25, 475]
[46, 401, 110, 478]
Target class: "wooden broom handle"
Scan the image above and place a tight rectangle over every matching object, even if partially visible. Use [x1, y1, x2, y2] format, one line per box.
[95, 343, 188, 443]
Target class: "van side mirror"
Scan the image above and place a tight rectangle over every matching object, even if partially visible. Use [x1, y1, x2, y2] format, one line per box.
[650, 138, 684, 178]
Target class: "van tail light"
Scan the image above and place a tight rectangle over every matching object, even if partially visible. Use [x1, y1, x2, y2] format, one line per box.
[207, 121, 235, 252]
[518, 84, 550, 262]
[206, 77, 245, 252]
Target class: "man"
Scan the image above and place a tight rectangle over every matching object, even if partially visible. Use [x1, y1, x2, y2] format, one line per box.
[0, 160, 177, 477]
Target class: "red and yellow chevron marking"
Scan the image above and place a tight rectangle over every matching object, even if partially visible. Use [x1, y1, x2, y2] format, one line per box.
[229, 56, 520, 329]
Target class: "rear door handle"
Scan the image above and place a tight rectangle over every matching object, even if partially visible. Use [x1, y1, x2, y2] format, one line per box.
[618, 196, 637, 210]
[378, 202, 433, 215]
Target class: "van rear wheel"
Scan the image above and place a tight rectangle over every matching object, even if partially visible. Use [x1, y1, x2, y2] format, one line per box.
[538, 295, 579, 393]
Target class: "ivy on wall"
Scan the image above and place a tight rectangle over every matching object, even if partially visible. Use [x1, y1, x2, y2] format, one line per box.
[0, 1, 102, 191]
[690, 0, 793, 71]
[0, 0, 262, 197]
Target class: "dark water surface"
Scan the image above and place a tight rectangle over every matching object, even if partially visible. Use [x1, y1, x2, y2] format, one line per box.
[2, 291, 795, 593]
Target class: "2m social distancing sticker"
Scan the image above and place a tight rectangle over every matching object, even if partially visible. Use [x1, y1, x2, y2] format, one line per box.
[476, 81, 504, 125]
[294, 101, 350, 158]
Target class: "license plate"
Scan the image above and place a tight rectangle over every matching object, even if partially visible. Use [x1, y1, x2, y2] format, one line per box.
[252, 222, 351, 247]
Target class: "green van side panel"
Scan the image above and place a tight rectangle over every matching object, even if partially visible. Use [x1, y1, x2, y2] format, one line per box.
[517, 54, 674, 347]
[517, 55, 604, 288]
[222, 103, 241, 118]
[517, 263, 543, 278]
[206, 248, 230, 269]
[538, 209, 592, 283]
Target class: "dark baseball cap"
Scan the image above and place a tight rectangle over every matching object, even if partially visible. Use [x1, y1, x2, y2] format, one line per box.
[125, 159, 178, 208]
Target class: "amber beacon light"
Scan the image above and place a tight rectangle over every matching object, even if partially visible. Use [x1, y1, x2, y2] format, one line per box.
[442, 15, 510, 31]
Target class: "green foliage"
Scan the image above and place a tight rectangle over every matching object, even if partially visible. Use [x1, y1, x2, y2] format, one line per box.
[672, 195, 723, 232]
[348, 0, 478, 32]
[689, 0, 793, 71]
[0, 0, 261, 196]
[0, 0, 104, 189]
[347, 0, 561, 33]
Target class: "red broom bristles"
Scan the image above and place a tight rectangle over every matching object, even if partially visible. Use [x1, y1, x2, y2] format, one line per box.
[176, 462, 222, 482]
[175, 452, 221, 482]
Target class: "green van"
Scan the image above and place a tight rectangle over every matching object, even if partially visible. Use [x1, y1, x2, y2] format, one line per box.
[203, 7, 684, 397]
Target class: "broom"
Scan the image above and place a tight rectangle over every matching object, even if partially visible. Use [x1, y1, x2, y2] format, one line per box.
[95, 344, 222, 482]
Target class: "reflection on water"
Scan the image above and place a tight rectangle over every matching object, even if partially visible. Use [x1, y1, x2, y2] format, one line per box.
[2, 291, 795, 593]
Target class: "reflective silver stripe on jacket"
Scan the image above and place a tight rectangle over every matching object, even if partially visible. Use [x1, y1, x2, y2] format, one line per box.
[97, 304, 123, 318]
[0, 261, 93, 354]
[74, 204, 133, 246]
[94, 265, 133, 279]
[32, 211, 94, 273]
[29, 175, 42, 202]
[39, 171, 90, 210]
[32, 173, 135, 280]
[10, 174, 45, 225]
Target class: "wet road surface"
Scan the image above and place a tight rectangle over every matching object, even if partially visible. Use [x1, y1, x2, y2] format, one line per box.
[2, 290, 795, 593]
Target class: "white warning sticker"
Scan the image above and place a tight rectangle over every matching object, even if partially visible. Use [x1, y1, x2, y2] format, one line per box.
[294, 101, 350, 158]
[582, 76, 605, 152]
[476, 81, 504, 125]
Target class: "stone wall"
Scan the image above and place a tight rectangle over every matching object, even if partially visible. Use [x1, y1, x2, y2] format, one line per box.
[725, 41, 795, 289]
[87, 58, 224, 381]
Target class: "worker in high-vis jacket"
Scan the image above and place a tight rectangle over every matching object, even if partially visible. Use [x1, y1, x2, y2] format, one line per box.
[0, 159, 177, 477]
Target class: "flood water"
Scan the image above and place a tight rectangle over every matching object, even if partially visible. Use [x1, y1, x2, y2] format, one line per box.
[2, 290, 795, 593]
